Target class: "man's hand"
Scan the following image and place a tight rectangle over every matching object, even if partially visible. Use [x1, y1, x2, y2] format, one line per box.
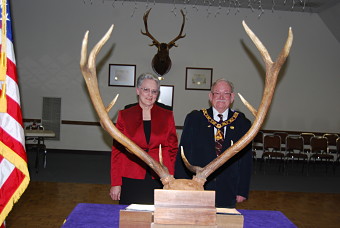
[236, 195, 247, 203]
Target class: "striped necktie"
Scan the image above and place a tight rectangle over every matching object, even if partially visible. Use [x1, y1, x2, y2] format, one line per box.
[215, 114, 224, 156]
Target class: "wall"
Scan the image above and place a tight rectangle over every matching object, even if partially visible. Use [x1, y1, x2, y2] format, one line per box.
[319, 1, 340, 43]
[11, 0, 340, 151]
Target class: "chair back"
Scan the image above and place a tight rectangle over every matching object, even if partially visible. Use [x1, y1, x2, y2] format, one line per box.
[254, 131, 264, 143]
[310, 136, 328, 154]
[300, 133, 315, 145]
[263, 134, 281, 152]
[286, 135, 304, 153]
[323, 133, 339, 146]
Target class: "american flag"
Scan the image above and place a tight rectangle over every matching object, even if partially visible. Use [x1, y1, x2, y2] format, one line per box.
[0, 0, 30, 225]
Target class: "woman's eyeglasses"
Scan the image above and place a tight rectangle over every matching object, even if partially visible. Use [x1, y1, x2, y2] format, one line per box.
[140, 87, 159, 95]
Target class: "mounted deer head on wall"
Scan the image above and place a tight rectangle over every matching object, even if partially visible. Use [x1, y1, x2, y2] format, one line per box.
[141, 9, 186, 77]
[80, 21, 293, 191]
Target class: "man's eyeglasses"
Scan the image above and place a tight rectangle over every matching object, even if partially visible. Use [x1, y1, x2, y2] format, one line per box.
[140, 87, 159, 95]
[212, 92, 232, 97]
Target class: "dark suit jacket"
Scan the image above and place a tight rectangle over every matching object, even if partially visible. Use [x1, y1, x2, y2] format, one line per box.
[174, 107, 252, 208]
[111, 103, 178, 186]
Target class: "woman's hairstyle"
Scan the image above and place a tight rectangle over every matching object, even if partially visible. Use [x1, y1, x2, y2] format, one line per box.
[136, 73, 160, 89]
[211, 78, 234, 93]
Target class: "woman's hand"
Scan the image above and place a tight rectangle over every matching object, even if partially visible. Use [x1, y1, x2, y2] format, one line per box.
[110, 186, 121, 201]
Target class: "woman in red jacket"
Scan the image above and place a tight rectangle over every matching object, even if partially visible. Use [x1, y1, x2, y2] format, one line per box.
[109, 73, 178, 205]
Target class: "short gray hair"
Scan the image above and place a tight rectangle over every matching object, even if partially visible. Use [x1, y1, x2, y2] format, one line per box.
[136, 73, 160, 89]
[211, 78, 234, 93]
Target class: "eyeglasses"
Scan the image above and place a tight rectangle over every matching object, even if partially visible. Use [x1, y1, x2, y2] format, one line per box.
[212, 92, 232, 97]
[140, 87, 159, 95]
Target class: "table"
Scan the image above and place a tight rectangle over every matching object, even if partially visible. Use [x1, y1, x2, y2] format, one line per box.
[24, 129, 56, 138]
[62, 203, 297, 228]
[24, 129, 55, 172]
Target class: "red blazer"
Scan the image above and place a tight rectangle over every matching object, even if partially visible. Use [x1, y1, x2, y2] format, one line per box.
[111, 104, 178, 186]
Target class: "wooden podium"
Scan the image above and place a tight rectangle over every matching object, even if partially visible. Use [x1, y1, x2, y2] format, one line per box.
[119, 190, 244, 228]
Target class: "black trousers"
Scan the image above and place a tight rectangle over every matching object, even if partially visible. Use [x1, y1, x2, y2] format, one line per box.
[119, 171, 162, 205]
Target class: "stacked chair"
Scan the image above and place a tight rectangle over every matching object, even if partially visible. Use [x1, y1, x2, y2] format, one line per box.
[309, 136, 334, 173]
[262, 134, 284, 174]
[285, 135, 308, 175]
[323, 133, 339, 154]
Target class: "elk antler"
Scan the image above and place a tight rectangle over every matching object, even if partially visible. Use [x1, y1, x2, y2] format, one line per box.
[80, 25, 175, 186]
[182, 21, 293, 184]
[141, 8, 160, 47]
[168, 9, 186, 48]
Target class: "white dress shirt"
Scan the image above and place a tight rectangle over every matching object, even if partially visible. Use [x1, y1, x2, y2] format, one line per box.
[212, 107, 229, 137]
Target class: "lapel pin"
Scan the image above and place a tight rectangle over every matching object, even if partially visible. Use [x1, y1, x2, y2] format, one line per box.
[230, 126, 235, 130]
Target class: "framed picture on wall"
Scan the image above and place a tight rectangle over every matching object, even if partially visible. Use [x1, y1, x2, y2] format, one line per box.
[158, 85, 174, 107]
[108, 64, 136, 87]
[185, 67, 213, 90]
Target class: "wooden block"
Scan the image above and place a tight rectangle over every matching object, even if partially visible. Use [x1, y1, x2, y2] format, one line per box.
[154, 190, 216, 226]
[151, 222, 217, 228]
[154, 206, 216, 225]
[216, 213, 244, 228]
[151, 213, 243, 228]
[119, 208, 244, 228]
[154, 189, 215, 207]
[151, 214, 244, 228]
[119, 210, 153, 228]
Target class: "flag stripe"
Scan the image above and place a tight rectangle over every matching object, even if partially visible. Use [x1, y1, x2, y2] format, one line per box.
[0, 154, 28, 223]
[0, 156, 15, 187]
[3, 62, 21, 104]
[0, 162, 25, 199]
[0, 84, 23, 126]
[5, 37, 16, 64]
[0, 113, 25, 148]
[0, 128, 26, 162]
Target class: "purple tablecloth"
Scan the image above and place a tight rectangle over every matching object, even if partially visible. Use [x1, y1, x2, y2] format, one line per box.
[62, 203, 297, 228]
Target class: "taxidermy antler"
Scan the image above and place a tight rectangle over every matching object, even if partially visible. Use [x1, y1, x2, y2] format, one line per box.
[80, 21, 293, 191]
[141, 8, 186, 76]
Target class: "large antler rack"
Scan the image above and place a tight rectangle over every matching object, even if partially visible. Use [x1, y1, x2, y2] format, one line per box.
[80, 25, 175, 185]
[141, 9, 186, 49]
[80, 21, 293, 191]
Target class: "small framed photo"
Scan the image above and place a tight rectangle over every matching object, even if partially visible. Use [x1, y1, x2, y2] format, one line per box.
[185, 67, 213, 90]
[158, 85, 174, 107]
[108, 64, 136, 87]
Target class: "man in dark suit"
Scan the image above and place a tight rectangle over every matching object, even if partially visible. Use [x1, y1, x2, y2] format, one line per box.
[175, 78, 252, 208]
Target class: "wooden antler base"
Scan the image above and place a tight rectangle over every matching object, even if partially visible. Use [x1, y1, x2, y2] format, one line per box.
[119, 190, 244, 228]
[154, 190, 216, 225]
[119, 211, 244, 228]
